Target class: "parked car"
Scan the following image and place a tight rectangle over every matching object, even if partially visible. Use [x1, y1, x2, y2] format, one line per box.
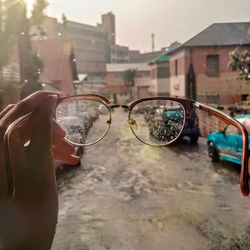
[207, 114, 250, 164]
[181, 109, 200, 144]
[56, 116, 85, 167]
[78, 112, 92, 131]
[147, 107, 200, 144]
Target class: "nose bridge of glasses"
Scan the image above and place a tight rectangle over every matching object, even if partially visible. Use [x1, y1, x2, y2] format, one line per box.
[110, 104, 130, 111]
[127, 117, 138, 130]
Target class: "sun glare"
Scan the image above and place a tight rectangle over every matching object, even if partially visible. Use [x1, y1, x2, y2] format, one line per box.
[26, 0, 35, 12]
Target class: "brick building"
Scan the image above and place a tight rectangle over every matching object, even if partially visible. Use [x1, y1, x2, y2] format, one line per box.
[167, 22, 250, 105]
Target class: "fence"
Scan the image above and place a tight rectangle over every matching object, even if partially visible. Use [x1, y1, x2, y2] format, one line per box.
[197, 110, 227, 137]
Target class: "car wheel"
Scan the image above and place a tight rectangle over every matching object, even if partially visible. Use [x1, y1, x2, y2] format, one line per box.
[190, 135, 199, 144]
[208, 141, 219, 162]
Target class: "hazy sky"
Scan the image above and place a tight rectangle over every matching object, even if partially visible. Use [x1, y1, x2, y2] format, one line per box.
[39, 0, 250, 52]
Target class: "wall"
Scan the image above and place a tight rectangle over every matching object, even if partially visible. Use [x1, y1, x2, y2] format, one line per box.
[170, 75, 186, 97]
[151, 78, 170, 95]
[188, 46, 250, 105]
[198, 110, 226, 137]
[169, 50, 186, 97]
[150, 62, 170, 95]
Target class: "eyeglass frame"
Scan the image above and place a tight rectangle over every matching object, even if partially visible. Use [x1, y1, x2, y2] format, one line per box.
[3, 94, 249, 201]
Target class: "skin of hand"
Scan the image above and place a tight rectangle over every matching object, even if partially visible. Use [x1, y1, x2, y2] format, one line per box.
[0, 91, 80, 250]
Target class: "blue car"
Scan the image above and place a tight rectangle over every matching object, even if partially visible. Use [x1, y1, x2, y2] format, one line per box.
[207, 114, 250, 165]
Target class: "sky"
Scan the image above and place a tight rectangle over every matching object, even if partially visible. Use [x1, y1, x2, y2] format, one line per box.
[34, 0, 250, 52]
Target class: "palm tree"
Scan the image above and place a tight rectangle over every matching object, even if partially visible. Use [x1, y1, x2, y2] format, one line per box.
[123, 68, 137, 100]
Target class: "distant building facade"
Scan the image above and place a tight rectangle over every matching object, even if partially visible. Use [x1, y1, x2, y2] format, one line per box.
[105, 63, 151, 102]
[36, 16, 109, 85]
[101, 12, 116, 45]
[168, 22, 250, 105]
[149, 54, 170, 96]
[111, 44, 129, 63]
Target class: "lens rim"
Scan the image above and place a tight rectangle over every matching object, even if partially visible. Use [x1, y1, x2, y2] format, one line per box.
[128, 98, 186, 146]
[56, 95, 112, 146]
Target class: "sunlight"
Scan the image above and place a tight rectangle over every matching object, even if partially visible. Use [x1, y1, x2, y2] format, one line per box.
[26, 0, 36, 13]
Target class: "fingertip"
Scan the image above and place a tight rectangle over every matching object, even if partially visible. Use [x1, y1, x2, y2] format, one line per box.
[68, 155, 81, 165]
[47, 95, 59, 113]
[62, 155, 80, 166]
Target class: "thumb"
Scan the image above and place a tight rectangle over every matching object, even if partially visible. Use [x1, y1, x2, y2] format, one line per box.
[29, 95, 58, 152]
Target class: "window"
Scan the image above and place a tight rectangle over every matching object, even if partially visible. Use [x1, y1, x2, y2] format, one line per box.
[206, 55, 219, 75]
[197, 93, 219, 105]
[175, 59, 178, 76]
[157, 66, 169, 78]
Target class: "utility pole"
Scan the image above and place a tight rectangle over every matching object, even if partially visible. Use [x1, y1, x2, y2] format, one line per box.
[151, 33, 155, 52]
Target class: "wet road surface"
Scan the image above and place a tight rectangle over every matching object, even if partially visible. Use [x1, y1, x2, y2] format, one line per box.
[52, 109, 250, 250]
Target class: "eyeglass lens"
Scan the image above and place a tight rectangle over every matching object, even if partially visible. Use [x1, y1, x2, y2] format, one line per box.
[56, 99, 111, 145]
[129, 99, 185, 146]
[55, 98, 186, 146]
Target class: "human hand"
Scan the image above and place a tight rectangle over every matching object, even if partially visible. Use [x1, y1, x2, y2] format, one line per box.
[0, 91, 79, 249]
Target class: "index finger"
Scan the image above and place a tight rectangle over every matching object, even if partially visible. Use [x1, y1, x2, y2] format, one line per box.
[0, 91, 60, 129]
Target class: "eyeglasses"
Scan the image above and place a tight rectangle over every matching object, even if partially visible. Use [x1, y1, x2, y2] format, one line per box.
[4, 94, 249, 201]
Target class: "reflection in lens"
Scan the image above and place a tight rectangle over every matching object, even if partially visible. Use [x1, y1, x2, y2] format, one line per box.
[56, 99, 111, 146]
[129, 99, 185, 146]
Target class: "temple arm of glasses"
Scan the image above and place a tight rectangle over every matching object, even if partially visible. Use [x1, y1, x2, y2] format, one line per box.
[3, 112, 33, 201]
[194, 102, 249, 196]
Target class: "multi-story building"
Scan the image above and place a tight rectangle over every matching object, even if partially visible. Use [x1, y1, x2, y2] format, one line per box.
[61, 20, 108, 84]
[37, 16, 109, 85]
[111, 44, 129, 63]
[167, 22, 250, 105]
[101, 12, 116, 45]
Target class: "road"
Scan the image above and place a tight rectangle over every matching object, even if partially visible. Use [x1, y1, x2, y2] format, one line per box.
[52, 109, 250, 250]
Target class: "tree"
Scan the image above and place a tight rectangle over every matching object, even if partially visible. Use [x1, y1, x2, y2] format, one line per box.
[0, 0, 26, 108]
[123, 68, 137, 100]
[30, 0, 48, 27]
[229, 48, 250, 83]
[30, 0, 48, 39]
[62, 13, 67, 28]
[0, 0, 24, 82]
[19, 0, 48, 97]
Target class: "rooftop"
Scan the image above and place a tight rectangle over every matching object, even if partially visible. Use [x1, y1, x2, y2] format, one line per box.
[106, 63, 151, 72]
[185, 22, 250, 47]
[168, 22, 250, 54]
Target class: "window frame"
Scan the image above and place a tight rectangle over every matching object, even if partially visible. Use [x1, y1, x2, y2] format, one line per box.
[206, 54, 219, 76]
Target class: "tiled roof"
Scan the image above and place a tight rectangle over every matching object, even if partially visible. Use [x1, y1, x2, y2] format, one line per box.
[185, 22, 250, 47]
[150, 54, 170, 64]
[168, 22, 250, 55]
